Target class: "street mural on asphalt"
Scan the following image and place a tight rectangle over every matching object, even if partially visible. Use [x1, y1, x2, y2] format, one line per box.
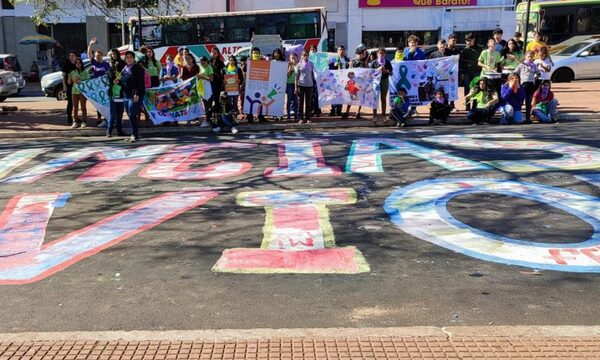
[0, 133, 599, 283]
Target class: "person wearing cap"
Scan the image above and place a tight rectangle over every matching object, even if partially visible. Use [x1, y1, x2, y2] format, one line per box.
[329, 45, 350, 117]
[343, 43, 369, 119]
[403, 35, 425, 60]
[493, 28, 507, 53]
[460, 33, 482, 111]
[446, 33, 462, 56]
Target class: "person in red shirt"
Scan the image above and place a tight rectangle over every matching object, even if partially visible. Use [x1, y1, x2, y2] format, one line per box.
[531, 80, 559, 123]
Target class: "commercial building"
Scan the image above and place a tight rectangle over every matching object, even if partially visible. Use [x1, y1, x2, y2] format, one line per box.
[1, 0, 516, 74]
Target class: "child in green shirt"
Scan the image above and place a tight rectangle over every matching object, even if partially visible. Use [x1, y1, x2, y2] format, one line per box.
[68, 58, 90, 128]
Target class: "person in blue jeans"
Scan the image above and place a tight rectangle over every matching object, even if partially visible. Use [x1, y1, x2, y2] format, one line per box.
[106, 48, 126, 137]
[120, 51, 146, 142]
[531, 80, 559, 123]
[286, 53, 299, 120]
[499, 74, 526, 125]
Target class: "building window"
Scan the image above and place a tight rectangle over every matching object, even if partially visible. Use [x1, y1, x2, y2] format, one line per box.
[1, 0, 15, 9]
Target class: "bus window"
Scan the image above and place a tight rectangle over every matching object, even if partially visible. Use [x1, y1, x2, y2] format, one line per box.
[541, 9, 573, 44]
[224, 15, 255, 42]
[592, 7, 600, 33]
[576, 7, 591, 34]
[197, 17, 224, 43]
[288, 12, 319, 39]
[164, 21, 196, 46]
[256, 14, 287, 36]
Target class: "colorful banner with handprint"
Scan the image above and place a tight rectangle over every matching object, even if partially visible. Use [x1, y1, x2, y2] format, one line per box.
[389, 55, 459, 106]
[143, 77, 205, 124]
[314, 68, 382, 108]
[243, 60, 287, 117]
[76, 76, 110, 120]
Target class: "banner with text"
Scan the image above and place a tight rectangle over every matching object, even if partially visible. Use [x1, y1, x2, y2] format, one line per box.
[144, 77, 205, 124]
[389, 55, 459, 106]
[359, 0, 477, 7]
[76, 76, 110, 120]
[243, 60, 286, 117]
[315, 68, 382, 109]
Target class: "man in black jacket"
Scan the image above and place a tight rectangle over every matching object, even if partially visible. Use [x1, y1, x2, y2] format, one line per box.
[120, 51, 146, 142]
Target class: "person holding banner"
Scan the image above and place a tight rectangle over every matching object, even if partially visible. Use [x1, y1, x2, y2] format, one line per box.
[160, 54, 179, 86]
[87, 37, 110, 127]
[197, 56, 214, 128]
[61, 51, 77, 125]
[343, 44, 369, 119]
[329, 45, 350, 117]
[370, 47, 392, 119]
[69, 58, 90, 129]
[246, 48, 266, 123]
[295, 50, 315, 124]
[286, 53, 299, 121]
[107, 48, 126, 137]
[224, 55, 243, 115]
[403, 35, 425, 61]
[120, 51, 145, 142]
[309, 45, 322, 117]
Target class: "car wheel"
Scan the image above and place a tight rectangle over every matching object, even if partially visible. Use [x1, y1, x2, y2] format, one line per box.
[55, 88, 67, 101]
[0, 96, 6, 102]
[551, 68, 574, 83]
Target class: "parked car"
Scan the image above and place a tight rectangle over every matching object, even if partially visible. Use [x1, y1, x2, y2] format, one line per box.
[41, 57, 108, 100]
[0, 54, 26, 93]
[0, 70, 19, 102]
[550, 39, 600, 82]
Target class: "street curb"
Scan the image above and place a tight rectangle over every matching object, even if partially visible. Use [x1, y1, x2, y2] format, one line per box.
[1, 326, 600, 341]
[0, 112, 597, 139]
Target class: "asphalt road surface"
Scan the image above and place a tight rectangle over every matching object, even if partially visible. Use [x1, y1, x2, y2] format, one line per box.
[0, 122, 599, 332]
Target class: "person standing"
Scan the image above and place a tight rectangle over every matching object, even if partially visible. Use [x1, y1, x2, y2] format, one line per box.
[526, 32, 548, 60]
[224, 55, 244, 115]
[295, 50, 315, 124]
[197, 56, 214, 128]
[403, 35, 425, 60]
[493, 28, 507, 53]
[429, 39, 448, 59]
[513, 50, 540, 122]
[478, 38, 503, 93]
[61, 51, 77, 125]
[446, 33, 462, 56]
[87, 37, 110, 127]
[329, 45, 350, 117]
[309, 44, 321, 117]
[343, 43, 369, 119]
[534, 47, 553, 88]
[106, 48, 126, 137]
[210, 47, 225, 119]
[370, 47, 392, 118]
[144, 47, 161, 88]
[286, 53, 299, 121]
[460, 33, 482, 111]
[513, 32, 524, 50]
[160, 54, 179, 86]
[69, 58, 90, 129]
[120, 51, 145, 142]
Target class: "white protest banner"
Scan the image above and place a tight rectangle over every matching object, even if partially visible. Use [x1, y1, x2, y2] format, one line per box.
[76, 76, 110, 120]
[143, 77, 205, 125]
[315, 68, 381, 108]
[243, 60, 286, 117]
[389, 55, 459, 106]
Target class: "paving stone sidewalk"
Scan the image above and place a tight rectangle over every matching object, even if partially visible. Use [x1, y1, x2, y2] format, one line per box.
[2, 336, 600, 359]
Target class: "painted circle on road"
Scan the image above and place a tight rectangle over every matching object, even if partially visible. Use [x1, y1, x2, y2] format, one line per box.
[384, 178, 600, 272]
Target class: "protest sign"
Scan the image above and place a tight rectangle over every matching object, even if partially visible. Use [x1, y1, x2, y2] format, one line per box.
[76, 76, 110, 120]
[243, 60, 286, 117]
[143, 77, 205, 124]
[224, 74, 240, 95]
[315, 68, 381, 108]
[389, 56, 459, 106]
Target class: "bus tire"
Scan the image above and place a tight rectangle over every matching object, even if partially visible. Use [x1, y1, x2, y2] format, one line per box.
[552, 68, 574, 83]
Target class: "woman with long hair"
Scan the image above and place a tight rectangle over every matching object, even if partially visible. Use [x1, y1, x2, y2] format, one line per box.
[144, 47, 161, 87]
[501, 39, 523, 73]
[532, 80, 559, 123]
[68, 57, 90, 128]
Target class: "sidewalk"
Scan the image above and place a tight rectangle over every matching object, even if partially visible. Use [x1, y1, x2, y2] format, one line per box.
[0, 81, 598, 138]
[1, 327, 599, 359]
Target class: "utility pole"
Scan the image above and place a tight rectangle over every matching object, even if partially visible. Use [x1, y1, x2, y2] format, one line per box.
[523, 0, 532, 49]
[137, 0, 142, 49]
[121, 0, 126, 46]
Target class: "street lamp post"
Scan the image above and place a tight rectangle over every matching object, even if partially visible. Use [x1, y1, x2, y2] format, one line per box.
[121, 0, 126, 46]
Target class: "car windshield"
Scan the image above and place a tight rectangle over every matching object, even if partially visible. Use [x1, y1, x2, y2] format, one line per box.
[557, 42, 592, 56]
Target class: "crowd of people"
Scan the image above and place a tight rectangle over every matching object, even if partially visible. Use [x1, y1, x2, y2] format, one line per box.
[61, 28, 559, 140]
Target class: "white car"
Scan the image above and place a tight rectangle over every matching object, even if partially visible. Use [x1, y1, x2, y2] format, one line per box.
[0, 70, 19, 102]
[550, 39, 600, 82]
[0, 54, 25, 93]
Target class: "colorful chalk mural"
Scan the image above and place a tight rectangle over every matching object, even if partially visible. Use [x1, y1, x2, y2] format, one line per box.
[423, 134, 600, 172]
[139, 143, 257, 180]
[0, 132, 598, 282]
[345, 138, 490, 173]
[385, 178, 600, 272]
[212, 189, 370, 274]
[0, 191, 219, 284]
[263, 140, 341, 177]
